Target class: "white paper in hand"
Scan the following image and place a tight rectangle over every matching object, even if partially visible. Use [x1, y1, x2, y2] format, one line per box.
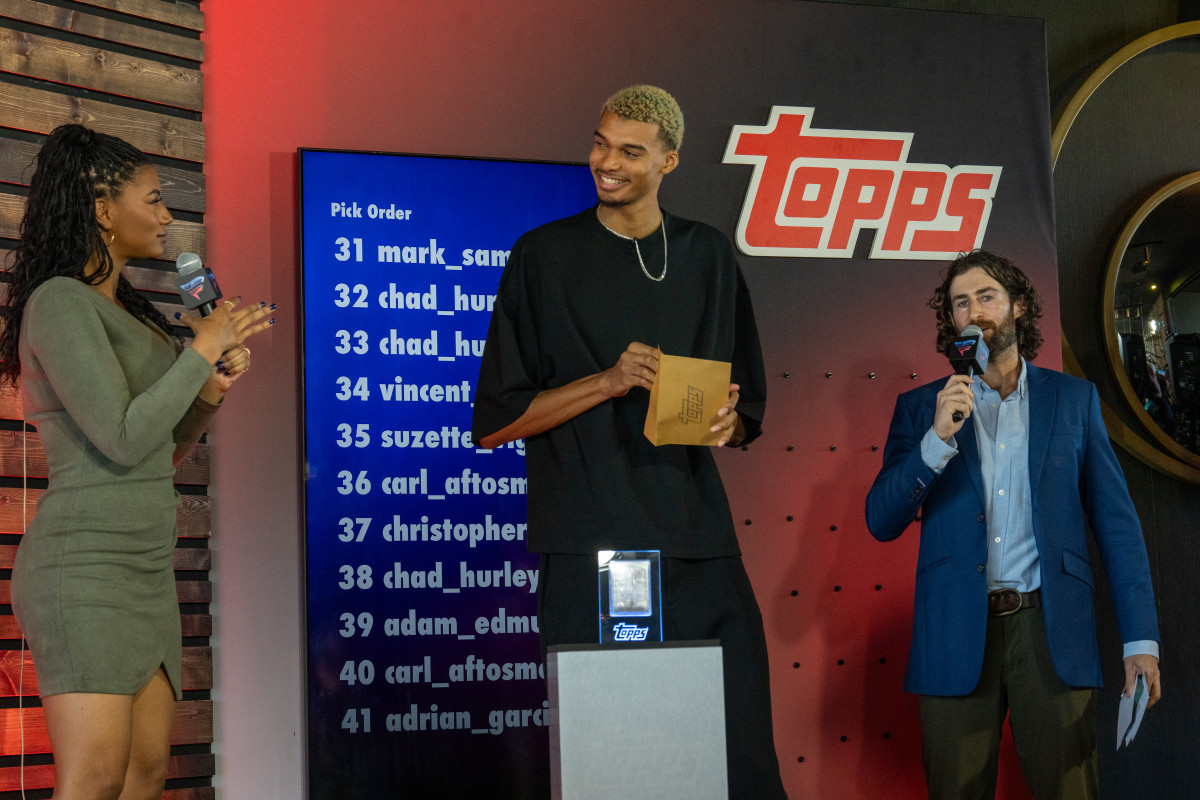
[1116, 673, 1149, 749]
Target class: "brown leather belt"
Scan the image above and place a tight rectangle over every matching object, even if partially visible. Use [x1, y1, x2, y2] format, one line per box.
[987, 588, 1040, 617]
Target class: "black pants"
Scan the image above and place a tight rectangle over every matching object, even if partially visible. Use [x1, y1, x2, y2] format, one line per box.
[538, 552, 788, 799]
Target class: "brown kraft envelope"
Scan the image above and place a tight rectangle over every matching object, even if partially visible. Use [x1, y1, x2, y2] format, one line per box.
[643, 350, 733, 446]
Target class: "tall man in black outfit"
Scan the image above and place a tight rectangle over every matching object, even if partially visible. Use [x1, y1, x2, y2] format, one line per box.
[473, 85, 787, 798]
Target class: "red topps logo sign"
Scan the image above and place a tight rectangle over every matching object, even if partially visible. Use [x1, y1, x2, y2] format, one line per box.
[723, 107, 1001, 260]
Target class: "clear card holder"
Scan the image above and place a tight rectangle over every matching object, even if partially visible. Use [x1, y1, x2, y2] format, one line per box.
[597, 550, 663, 644]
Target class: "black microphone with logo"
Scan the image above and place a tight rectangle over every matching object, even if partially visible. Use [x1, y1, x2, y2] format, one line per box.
[174, 252, 223, 317]
[948, 324, 990, 423]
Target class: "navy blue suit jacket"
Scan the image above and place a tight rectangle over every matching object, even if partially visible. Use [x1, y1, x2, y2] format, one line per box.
[865, 364, 1159, 695]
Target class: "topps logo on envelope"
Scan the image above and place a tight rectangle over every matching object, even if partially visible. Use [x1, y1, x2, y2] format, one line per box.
[643, 350, 732, 446]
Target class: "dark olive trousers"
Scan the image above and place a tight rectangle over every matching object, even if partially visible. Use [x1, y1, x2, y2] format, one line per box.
[919, 606, 1098, 800]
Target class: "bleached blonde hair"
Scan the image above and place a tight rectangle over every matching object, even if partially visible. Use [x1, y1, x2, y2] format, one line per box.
[603, 85, 684, 152]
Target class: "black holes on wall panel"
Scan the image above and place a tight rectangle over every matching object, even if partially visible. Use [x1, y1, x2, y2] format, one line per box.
[752, 362, 920, 778]
[815, 369, 922, 380]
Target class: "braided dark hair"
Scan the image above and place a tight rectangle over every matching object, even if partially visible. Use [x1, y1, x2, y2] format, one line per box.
[928, 249, 1044, 362]
[0, 124, 176, 384]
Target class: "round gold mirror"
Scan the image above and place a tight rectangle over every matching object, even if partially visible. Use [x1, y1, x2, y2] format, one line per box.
[1103, 173, 1200, 467]
[1053, 20, 1200, 482]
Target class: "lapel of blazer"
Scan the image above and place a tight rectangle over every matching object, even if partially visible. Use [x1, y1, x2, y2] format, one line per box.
[1026, 363, 1055, 496]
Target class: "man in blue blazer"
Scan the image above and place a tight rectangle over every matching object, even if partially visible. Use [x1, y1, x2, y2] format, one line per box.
[866, 250, 1161, 800]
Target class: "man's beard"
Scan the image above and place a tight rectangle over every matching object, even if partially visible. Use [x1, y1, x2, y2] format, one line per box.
[984, 310, 1019, 355]
[597, 195, 630, 209]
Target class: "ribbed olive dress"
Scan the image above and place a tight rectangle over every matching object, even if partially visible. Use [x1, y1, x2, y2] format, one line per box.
[12, 276, 216, 699]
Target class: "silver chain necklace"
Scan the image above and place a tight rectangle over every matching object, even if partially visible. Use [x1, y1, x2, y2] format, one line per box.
[599, 213, 668, 282]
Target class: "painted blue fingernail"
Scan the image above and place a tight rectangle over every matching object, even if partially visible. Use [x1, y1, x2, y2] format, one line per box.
[174, 312, 181, 320]
[269, 303, 277, 311]
[269, 319, 276, 325]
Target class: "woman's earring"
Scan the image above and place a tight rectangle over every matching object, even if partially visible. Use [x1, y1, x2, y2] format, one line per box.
[108, 232, 116, 246]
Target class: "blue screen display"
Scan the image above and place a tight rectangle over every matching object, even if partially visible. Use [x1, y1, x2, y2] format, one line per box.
[300, 149, 594, 797]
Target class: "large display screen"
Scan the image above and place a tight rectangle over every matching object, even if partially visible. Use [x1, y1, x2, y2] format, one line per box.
[299, 149, 594, 797]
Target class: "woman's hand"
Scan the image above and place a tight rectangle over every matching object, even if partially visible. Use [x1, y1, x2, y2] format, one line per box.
[197, 344, 253, 403]
[177, 298, 276, 365]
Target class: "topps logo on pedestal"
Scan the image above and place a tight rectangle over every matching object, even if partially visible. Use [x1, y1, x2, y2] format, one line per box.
[724, 107, 1001, 260]
[611, 623, 650, 642]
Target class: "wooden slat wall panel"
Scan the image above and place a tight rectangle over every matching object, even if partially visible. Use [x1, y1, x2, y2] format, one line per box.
[0, 490, 210, 539]
[0, 2, 214, 792]
[164, 789, 215, 800]
[0, 430, 210, 485]
[181, 614, 210, 637]
[0, 579, 210, 605]
[0, 753, 216, 792]
[74, 0, 204, 32]
[176, 494, 212, 539]
[0, 543, 212, 570]
[0, 194, 207, 259]
[171, 546, 211, 570]
[0, 81, 204, 162]
[151, 297, 187, 321]
[0, 647, 213, 696]
[0, 268, 203, 315]
[0, 700, 213, 756]
[0, 275, 188, 327]
[153, 164, 206, 213]
[0, 614, 212, 640]
[0, 487, 38, 531]
[0, 29, 203, 111]
[0, 137, 207, 213]
[0, 138, 38, 186]
[1, 0, 205, 61]
[124, 264, 193, 294]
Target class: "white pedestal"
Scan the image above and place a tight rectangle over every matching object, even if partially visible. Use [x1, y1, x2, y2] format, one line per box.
[547, 642, 728, 800]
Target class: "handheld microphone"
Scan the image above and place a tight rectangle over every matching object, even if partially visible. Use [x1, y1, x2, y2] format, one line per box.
[948, 324, 989, 423]
[174, 252, 223, 317]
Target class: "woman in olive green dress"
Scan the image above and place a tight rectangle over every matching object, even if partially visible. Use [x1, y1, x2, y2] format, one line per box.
[0, 125, 274, 800]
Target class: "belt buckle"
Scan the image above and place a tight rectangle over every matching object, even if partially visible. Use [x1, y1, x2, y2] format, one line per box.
[989, 588, 1022, 616]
